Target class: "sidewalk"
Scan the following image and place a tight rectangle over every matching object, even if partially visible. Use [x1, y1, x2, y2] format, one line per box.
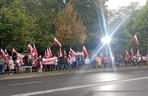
[0, 66, 148, 80]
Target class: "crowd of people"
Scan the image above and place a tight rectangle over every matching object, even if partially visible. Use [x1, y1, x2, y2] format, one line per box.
[0, 51, 145, 76]
[0, 37, 145, 76]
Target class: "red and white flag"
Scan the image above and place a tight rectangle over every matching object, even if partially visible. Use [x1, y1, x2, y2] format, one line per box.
[64, 50, 67, 57]
[58, 48, 63, 57]
[54, 37, 61, 47]
[0, 49, 6, 57]
[133, 35, 139, 45]
[67, 54, 71, 61]
[44, 50, 47, 58]
[17, 53, 24, 60]
[82, 46, 89, 57]
[131, 48, 134, 58]
[31, 49, 36, 57]
[33, 45, 38, 56]
[125, 50, 130, 61]
[69, 48, 76, 57]
[12, 48, 18, 53]
[137, 49, 140, 56]
[48, 47, 52, 57]
[33, 45, 38, 57]
[45, 48, 52, 58]
[27, 44, 34, 52]
[46, 48, 49, 57]
[4, 49, 9, 57]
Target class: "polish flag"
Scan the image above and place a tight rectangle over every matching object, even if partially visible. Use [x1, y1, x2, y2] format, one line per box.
[131, 48, 134, 59]
[58, 48, 63, 57]
[27, 44, 33, 52]
[33, 45, 38, 56]
[64, 50, 67, 57]
[12, 48, 18, 53]
[0, 49, 6, 57]
[48, 47, 52, 57]
[17, 53, 24, 60]
[32, 49, 36, 57]
[54, 37, 61, 47]
[44, 50, 47, 58]
[67, 54, 71, 60]
[69, 48, 76, 57]
[137, 49, 140, 56]
[133, 35, 139, 45]
[125, 50, 130, 61]
[82, 46, 89, 57]
[46, 48, 50, 57]
[4, 49, 9, 57]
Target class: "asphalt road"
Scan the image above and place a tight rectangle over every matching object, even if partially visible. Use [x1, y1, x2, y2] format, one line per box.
[1, 67, 148, 96]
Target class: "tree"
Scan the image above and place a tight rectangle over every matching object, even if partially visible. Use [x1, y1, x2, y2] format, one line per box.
[127, 2, 148, 54]
[107, 2, 141, 55]
[72, 0, 108, 50]
[23, 0, 65, 53]
[53, 1, 87, 50]
[0, 0, 35, 51]
[0, 0, 109, 54]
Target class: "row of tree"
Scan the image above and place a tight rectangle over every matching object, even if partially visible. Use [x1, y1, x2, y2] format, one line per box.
[0, 0, 107, 54]
[108, 2, 148, 55]
[1, 0, 147, 56]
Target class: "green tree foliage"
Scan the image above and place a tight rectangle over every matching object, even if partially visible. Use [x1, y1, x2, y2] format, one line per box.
[0, 0, 108, 53]
[72, 0, 108, 50]
[107, 3, 141, 55]
[0, 0, 35, 51]
[23, 0, 65, 52]
[127, 3, 148, 54]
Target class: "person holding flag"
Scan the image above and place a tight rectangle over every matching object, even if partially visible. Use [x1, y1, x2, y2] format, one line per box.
[12, 48, 18, 62]
[8, 56, 15, 75]
[136, 49, 143, 67]
[130, 48, 135, 65]
[82, 46, 91, 68]
[82, 46, 89, 57]
[68, 48, 76, 69]
[125, 50, 130, 66]
[53, 37, 62, 58]
[33, 44, 38, 57]
[58, 48, 63, 57]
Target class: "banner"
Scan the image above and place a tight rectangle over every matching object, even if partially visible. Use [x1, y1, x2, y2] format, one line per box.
[42, 57, 58, 65]
[142, 56, 148, 62]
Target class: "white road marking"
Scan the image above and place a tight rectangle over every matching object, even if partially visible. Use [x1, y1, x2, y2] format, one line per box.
[9, 81, 44, 86]
[12, 76, 148, 96]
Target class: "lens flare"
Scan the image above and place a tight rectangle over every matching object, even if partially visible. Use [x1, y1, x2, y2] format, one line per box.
[91, 7, 130, 69]
[101, 36, 111, 44]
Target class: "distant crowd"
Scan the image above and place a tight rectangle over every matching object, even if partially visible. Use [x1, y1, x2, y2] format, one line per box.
[0, 52, 145, 75]
[0, 37, 146, 75]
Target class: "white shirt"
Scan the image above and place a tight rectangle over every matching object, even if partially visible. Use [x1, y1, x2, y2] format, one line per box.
[8, 60, 15, 69]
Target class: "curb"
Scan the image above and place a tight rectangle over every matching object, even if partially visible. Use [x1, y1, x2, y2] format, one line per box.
[0, 66, 148, 80]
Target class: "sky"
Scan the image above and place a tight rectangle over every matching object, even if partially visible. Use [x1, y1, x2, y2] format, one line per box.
[106, 0, 147, 10]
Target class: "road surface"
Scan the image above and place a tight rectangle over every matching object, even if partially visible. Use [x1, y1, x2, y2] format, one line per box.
[1, 67, 148, 96]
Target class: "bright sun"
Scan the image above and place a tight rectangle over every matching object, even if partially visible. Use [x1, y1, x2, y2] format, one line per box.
[106, 0, 147, 10]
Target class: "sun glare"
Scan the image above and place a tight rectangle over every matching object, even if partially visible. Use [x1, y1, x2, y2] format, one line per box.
[106, 0, 147, 10]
